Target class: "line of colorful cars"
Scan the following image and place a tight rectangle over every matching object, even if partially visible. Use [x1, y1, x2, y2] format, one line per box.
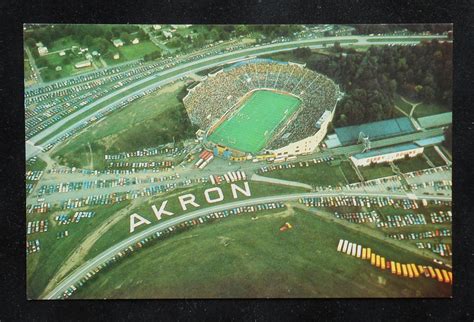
[336, 239, 452, 284]
[27, 220, 49, 235]
[388, 228, 451, 240]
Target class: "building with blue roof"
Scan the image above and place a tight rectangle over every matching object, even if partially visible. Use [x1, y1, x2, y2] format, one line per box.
[350, 143, 424, 167]
[335, 117, 416, 146]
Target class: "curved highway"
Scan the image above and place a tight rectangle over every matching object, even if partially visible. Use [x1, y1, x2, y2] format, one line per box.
[26, 34, 448, 159]
[44, 189, 451, 299]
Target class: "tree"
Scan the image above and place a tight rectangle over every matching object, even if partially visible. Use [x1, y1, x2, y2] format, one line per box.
[293, 47, 311, 59]
[120, 32, 130, 44]
[83, 35, 94, 47]
[25, 37, 37, 49]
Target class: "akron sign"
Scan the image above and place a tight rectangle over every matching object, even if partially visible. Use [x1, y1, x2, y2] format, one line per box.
[129, 182, 252, 233]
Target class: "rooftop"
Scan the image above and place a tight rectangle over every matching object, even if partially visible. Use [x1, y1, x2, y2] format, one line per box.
[417, 112, 452, 129]
[335, 117, 416, 146]
[352, 143, 420, 159]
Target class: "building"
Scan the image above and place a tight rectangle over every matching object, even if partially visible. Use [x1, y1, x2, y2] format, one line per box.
[113, 39, 124, 47]
[350, 143, 424, 167]
[59, 51, 66, 56]
[417, 112, 452, 129]
[163, 30, 173, 39]
[113, 53, 120, 60]
[74, 60, 92, 69]
[153, 25, 162, 30]
[85, 53, 93, 60]
[132, 38, 140, 45]
[55, 66, 62, 71]
[334, 117, 416, 146]
[38, 46, 48, 56]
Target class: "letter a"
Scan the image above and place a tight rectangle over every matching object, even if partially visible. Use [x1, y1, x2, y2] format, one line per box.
[130, 213, 151, 233]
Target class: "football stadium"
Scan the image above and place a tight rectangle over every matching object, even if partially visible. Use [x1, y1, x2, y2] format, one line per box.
[183, 59, 341, 159]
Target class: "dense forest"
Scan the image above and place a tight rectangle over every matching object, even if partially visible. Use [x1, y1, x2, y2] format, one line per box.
[295, 40, 452, 127]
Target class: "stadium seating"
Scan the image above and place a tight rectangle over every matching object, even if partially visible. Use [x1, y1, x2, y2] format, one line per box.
[183, 59, 339, 151]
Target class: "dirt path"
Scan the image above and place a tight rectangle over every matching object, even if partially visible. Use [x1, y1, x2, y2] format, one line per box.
[40, 198, 141, 297]
[87, 142, 94, 169]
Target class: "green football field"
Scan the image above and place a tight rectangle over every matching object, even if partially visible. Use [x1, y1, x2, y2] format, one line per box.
[207, 90, 301, 153]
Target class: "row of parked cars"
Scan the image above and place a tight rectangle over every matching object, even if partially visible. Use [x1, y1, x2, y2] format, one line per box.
[409, 180, 452, 192]
[299, 196, 412, 209]
[26, 171, 44, 181]
[106, 160, 174, 169]
[104, 146, 184, 160]
[333, 211, 381, 224]
[56, 230, 69, 239]
[377, 213, 427, 228]
[26, 239, 40, 255]
[27, 220, 48, 235]
[404, 165, 451, 179]
[416, 242, 452, 257]
[388, 228, 451, 240]
[430, 211, 452, 224]
[257, 156, 335, 174]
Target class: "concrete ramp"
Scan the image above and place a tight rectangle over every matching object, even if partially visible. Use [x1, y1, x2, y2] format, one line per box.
[251, 173, 312, 190]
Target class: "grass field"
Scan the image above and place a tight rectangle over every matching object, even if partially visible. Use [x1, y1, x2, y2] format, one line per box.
[423, 146, 447, 167]
[394, 94, 414, 115]
[413, 102, 450, 118]
[359, 163, 395, 181]
[208, 90, 301, 154]
[261, 161, 358, 187]
[395, 156, 431, 173]
[51, 82, 195, 169]
[71, 207, 451, 298]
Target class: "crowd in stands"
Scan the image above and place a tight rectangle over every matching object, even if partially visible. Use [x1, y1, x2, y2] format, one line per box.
[183, 60, 339, 151]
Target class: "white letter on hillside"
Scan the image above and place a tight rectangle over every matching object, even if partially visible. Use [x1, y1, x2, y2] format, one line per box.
[204, 187, 224, 203]
[178, 194, 200, 211]
[231, 181, 251, 199]
[151, 200, 174, 221]
[130, 213, 151, 233]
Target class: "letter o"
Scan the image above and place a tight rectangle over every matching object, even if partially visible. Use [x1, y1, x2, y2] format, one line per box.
[204, 187, 224, 203]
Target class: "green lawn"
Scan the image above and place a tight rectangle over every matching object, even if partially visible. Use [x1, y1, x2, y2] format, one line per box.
[49, 36, 81, 52]
[423, 146, 447, 167]
[359, 163, 395, 181]
[52, 83, 194, 169]
[27, 201, 131, 299]
[413, 102, 450, 118]
[117, 41, 160, 61]
[208, 90, 301, 154]
[395, 156, 431, 173]
[367, 37, 442, 42]
[26, 157, 47, 173]
[71, 207, 451, 298]
[340, 161, 361, 184]
[261, 161, 355, 187]
[394, 94, 414, 115]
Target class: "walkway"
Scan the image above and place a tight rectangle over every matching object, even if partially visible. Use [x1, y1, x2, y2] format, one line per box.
[251, 173, 313, 190]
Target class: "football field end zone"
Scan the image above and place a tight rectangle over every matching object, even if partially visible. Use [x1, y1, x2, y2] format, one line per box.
[207, 90, 301, 154]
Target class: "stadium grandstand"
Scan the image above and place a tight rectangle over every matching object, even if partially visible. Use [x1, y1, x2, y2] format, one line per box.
[183, 58, 341, 158]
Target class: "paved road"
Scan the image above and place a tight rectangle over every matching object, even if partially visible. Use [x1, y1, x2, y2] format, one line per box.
[44, 189, 451, 299]
[26, 34, 448, 159]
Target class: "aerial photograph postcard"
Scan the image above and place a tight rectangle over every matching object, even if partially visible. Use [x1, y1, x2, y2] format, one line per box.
[24, 23, 452, 299]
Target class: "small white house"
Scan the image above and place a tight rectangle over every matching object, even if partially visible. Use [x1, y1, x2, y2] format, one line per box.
[59, 51, 66, 56]
[163, 31, 173, 39]
[153, 25, 162, 30]
[74, 60, 92, 69]
[55, 66, 62, 71]
[113, 53, 120, 60]
[38, 46, 48, 56]
[132, 38, 140, 45]
[113, 39, 124, 47]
